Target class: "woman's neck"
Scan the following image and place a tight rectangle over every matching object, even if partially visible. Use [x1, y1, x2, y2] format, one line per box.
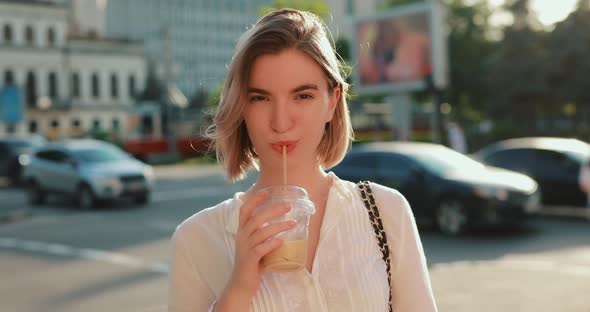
[253, 163, 329, 195]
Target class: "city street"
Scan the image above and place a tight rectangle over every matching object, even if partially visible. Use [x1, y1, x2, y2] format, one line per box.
[1, 165, 590, 312]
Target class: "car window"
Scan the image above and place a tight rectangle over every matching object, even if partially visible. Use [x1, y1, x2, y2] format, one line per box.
[377, 153, 414, 180]
[533, 149, 579, 173]
[72, 146, 129, 163]
[483, 148, 535, 171]
[35, 150, 68, 163]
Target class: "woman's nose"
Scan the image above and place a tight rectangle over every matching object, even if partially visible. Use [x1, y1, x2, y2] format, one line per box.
[270, 101, 293, 133]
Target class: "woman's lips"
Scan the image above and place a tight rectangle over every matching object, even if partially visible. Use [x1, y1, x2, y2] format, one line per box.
[271, 141, 297, 153]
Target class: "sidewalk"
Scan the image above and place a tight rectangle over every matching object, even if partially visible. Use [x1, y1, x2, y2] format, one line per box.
[430, 257, 590, 311]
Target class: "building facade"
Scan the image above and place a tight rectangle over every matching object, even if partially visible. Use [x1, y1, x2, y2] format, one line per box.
[0, 0, 146, 140]
[104, 0, 385, 97]
[105, 0, 275, 97]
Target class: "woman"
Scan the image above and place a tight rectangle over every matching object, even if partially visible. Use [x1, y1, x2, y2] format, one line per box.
[169, 9, 437, 312]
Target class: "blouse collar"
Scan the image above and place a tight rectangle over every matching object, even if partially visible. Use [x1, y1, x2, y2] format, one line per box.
[225, 172, 353, 235]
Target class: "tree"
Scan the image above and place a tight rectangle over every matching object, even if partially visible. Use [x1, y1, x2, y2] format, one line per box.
[188, 87, 208, 111]
[486, 0, 550, 137]
[544, 1, 590, 137]
[136, 62, 164, 102]
[260, 0, 329, 21]
[381, 0, 423, 8]
[444, 0, 497, 124]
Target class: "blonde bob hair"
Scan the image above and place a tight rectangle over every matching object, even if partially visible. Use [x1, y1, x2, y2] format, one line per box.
[209, 8, 353, 181]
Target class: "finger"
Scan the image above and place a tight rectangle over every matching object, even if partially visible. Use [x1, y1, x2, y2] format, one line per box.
[249, 220, 296, 245]
[242, 203, 291, 236]
[251, 237, 284, 261]
[238, 191, 270, 228]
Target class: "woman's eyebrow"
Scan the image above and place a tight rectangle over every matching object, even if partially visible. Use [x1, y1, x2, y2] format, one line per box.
[247, 87, 271, 95]
[292, 84, 318, 93]
[247, 84, 319, 94]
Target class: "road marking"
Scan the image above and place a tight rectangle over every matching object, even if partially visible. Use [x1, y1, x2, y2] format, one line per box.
[0, 237, 169, 274]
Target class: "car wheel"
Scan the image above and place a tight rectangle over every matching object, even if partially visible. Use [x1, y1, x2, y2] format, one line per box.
[77, 185, 96, 210]
[436, 199, 468, 236]
[133, 193, 150, 206]
[28, 180, 46, 206]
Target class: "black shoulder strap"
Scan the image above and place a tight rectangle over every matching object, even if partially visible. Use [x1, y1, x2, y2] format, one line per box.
[357, 181, 393, 312]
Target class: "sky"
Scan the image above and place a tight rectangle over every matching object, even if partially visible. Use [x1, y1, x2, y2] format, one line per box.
[488, 0, 578, 26]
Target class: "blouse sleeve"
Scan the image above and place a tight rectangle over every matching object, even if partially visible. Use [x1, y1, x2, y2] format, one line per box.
[168, 226, 217, 312]
[376, 186, 438, 312]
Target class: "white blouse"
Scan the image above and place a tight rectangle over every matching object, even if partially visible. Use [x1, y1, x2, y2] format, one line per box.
[169, 173, 437, 312]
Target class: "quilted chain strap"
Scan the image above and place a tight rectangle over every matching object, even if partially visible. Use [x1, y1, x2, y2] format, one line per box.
[358, 181, 393, 312]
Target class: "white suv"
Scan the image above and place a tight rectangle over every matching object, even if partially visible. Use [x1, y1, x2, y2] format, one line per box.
[24, 139, 155, 209]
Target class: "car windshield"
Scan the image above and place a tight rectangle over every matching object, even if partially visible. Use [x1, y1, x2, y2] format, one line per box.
[73, 146, 130, 163]
[403, 147, 486, 175]
[6, 139, 43, 152]
[8, 141, 35, 151]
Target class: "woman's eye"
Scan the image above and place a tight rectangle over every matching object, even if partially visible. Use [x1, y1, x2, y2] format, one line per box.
[249, 95, 268, 102]
[296, 93, 314, 100]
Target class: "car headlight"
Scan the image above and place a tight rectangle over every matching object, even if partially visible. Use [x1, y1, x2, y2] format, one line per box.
[144, 166, 155, 182]
[18, 154, 31, 166]
[474, 186, 508, 201]
[95, 176, 123, 190]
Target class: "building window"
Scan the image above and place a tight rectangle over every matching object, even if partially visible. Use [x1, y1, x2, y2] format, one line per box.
[48, 72, 58, 99]
[47, 27, 55, 47]
[112, 118, 120, 131]
[71, 72, 80, 97]
[4, 70, 14, 85]
[91, 73, 100, 98]
[71, 118, 81, 127]
[50, 119, 60, 127]
[92, 118, 101, 129]
[110, 73, 118, 99]
[25, 25, 34, 45]
[3, 24, 12, 44]
[28, 120, 38, 133]
[128, 74, 136, 98]
[26, 71, 37, 108]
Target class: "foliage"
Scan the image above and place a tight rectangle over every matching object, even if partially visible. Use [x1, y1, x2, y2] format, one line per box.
[136, 62, 164, 102]
[188, 87, 208, 110]
[260, 0, 330, 21]
[206, 85, 223, 111]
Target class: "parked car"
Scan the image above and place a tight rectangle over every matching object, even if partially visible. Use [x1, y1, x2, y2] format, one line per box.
[474, 137, 590, 208]
[0, 135, 46, 185]
[331, 142, 540, 235]
[23, 139, 155, 209]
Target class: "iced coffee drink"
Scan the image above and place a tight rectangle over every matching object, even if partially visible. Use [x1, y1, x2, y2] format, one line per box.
[255, 185, 316, 272]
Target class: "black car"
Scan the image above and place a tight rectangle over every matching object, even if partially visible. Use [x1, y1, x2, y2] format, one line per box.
[474, 137, 590, 208]
[332, 142, 540, 235]
[0, 136, 46, 184]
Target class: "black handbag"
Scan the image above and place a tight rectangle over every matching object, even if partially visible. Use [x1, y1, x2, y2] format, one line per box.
[357, 181, 393, 312]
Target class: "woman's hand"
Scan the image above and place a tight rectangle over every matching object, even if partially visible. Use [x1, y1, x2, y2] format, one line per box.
[216, 191, 296, 311]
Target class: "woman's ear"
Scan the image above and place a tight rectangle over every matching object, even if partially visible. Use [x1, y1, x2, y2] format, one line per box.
[326, 84, 341, 122]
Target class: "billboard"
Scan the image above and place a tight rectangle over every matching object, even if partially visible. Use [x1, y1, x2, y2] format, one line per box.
[0, 86, 24, 125]
[352, 1, 448, 95]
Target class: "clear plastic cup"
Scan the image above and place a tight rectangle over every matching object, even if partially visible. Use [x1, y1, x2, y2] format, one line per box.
[255, 185, 316, 272]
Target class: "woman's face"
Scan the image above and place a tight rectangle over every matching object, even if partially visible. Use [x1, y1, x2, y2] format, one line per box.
[244, 48, 340, 171]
